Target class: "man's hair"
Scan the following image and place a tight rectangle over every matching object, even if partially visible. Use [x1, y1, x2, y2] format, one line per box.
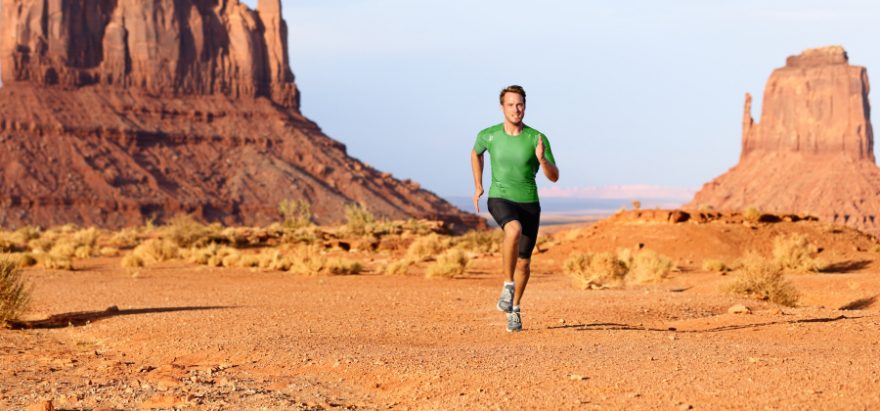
[499, 85, 526, 105]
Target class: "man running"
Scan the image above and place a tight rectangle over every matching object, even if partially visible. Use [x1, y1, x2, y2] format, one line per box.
[471, 85, 559, 332]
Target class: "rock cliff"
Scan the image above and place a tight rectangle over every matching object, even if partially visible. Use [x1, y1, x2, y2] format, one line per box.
[690, 46, 880, 235]
[0, 0, 482, 231]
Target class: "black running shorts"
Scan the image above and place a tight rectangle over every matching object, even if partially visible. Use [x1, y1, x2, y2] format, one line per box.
[486, 197, 541, 259]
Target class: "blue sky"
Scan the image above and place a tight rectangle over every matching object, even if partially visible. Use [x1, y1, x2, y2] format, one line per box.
[160, 2, 880, 202]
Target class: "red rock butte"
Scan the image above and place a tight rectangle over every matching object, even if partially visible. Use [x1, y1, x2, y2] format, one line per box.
[0, 0, 482, 230]
[689, 46, 880, 235]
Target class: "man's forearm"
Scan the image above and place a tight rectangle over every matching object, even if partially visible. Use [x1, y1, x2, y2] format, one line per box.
[471, 150, 484, 189]
[540, 160, 559, 182]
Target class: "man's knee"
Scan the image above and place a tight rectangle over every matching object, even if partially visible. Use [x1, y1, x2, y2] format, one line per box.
[503, 220, 522, 237]
[516, 258, 531, 271]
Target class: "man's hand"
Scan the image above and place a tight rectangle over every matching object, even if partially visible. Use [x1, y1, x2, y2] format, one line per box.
[536, 133, 545, 162]
[473, 187, 484, 213]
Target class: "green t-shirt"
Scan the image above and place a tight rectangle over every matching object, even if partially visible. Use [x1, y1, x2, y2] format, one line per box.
[473, 123, 556, 203]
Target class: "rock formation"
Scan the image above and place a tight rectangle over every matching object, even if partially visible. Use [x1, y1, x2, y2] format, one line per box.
[0, 0, 482, 231]
[690, 46, 880, 235]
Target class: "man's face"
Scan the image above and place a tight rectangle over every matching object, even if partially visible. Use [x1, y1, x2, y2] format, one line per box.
[500, 92, 525, 125]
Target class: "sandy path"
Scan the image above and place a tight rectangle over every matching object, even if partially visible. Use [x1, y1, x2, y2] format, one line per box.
[2, 257, 880, 410]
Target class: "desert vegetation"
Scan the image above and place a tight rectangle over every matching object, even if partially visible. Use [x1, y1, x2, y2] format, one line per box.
[0, 257, 29, 327]
[564, 248, 676, 289]
[724, 255, 799, 306]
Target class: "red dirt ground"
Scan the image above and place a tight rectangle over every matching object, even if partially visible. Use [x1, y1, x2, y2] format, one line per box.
[3, 217, 880, 410]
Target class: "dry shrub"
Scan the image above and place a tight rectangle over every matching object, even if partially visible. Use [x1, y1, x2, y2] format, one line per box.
[702, 259, 730, 272]
[287, 245, 327, 275]
[627, 249, 674, 283]
[1, 227, 41, 252]
[725, 256, 798, 307]
[238, 254, 262, 268]
[163, 214, 219, 248]
[121, 253, 145, 271]
[325, 258, 363, 275]
[384, 258, 415, 275]
[406, 233, 450, 262]
[564, 252, 627, 289]
[455, 229, 502, 254]
[40, 243, 76, 270]
[183, 244, 238, 267]
[73, 227, 101, 248]
[107, 228, 140, 249]
[772, 233, 819, 273]
[132, 239, 179, 263]
[258, 249, 293, 271]
[345, 203, 376, 235]
[1, 257, 30, 327]
[279, 199, 313, 229]
[74, 245, 96, 259]
[0, 253, 37, 268]
[425, 249, 468, 278]
[280, 225, 321, 245]
[743, 207, 761, 224]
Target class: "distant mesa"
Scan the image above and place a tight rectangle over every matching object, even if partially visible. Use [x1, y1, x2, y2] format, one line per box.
[0, 0, 482, 231]
[690, 45, 880, 235]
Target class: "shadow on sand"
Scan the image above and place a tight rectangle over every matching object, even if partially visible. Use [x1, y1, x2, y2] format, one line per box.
[820, 259, 873, 274]
[7, 305, 234, 330]
[547, 314, 872, 334]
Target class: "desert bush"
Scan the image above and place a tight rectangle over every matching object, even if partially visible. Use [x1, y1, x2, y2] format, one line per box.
[345, 203, 376, 235]
[132, 239, 179, 263]
[162, 214, 219, 248]
[384, 258, 416, 275]
[73, 227, 101, 248]
[107, 228, 140, 249]
[406, 233, 450, 262]
[454, 229, 502, 254]
[564, 252, 628, 289]
[0, 253, 37, 268]
[325, 258, 363, 275]
[259, 249, 293, 271]
[279, 199, 313, 229]
[743, 207, 761, 224]
[121, 253, 145, 271]
[280, 225, 321, 245]
[0, 227, 41, 252]
[74, 245, 96, 259]
[702, 259, 730, 272]
[287, 245, 327, 275]
[725, 256, 798, 306]
[425, 249, 469, 278]
[1, 257, 30, 327]
[628, 249, 674, 283]
[772, 233, 819, 273]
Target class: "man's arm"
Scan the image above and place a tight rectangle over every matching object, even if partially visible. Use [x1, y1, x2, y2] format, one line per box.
[471, 149, 485, 212]
[535, 136, 559, 182]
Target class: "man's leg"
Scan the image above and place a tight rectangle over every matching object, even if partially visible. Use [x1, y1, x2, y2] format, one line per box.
[502, 220, 522, 282]
[513, 258, 531, 307]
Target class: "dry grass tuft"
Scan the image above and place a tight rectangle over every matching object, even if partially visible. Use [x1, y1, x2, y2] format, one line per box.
[107, 228, 141, 249]
[627, 249, 674, 283]
[1, 257, 30, 327]
[162, 214, 219, 248]
[772, 233, 820, 273]
[132, 239, 179, 263]
[725, 255, 799, 307]
[279, 199, 313, 229]
[406, 233, 450, 262]
[564, 252, 628, 289]
[324, 258, 363, 275]
[425, 249, 469, 278]
[383, 258, 416, 275]
[0, 253, 37, 268]
[454, 230, 502, 254]
[702, 259, 730, 272]
[345, 203, 376, 235]
[121, 253, 145, 271]
[743, 207, 761, 224]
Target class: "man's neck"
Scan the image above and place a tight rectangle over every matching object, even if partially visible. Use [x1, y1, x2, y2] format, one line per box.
[503, 121, 524, 136]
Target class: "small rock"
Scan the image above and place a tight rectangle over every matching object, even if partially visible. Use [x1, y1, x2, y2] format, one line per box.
[558, 319, 566, 324]
[728, 305, 751, 314]
[568, 374, 588, 381]
[679, 404, 693, 410]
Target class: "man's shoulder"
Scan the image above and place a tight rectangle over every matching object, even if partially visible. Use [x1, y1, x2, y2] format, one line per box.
[523, 125, 547, 138]
[477, 123, 504, 137]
